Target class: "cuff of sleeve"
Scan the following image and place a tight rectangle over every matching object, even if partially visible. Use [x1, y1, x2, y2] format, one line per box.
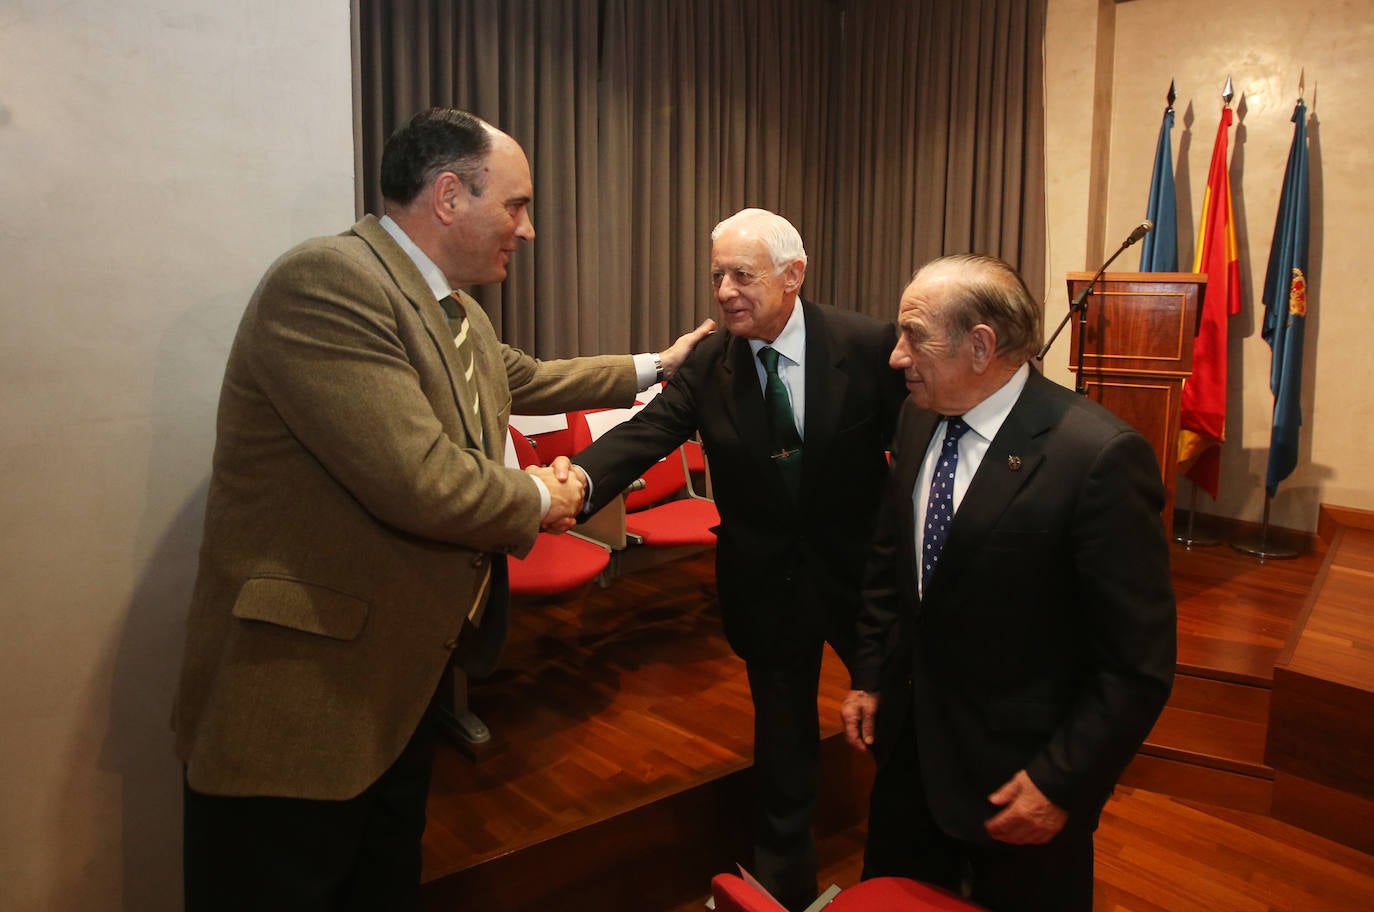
[529, 473, 551, 519]
[632, 352, 661, 390]
[573, 464, 594, 513]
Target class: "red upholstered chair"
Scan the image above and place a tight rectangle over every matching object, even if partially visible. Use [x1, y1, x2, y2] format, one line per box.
[510, 411, 576, 464]
[711, 874, 983, 912]
[621, 454, 718, 548]
[711, 873, 788, 912]
[504, 427, 612, 596]
[437, 426, 614, 758]
[824, 877, 982, 911]
[569, 407, 718, 550]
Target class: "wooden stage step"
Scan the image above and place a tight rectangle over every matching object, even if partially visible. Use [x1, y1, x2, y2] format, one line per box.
[1118, 525, 1329, 816]
[1124, 672, 1275, 814]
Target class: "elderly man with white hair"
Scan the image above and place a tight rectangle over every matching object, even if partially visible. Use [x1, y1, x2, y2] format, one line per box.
[572, 208, 906, 910]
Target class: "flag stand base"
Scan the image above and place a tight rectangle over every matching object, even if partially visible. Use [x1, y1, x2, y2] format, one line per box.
[1230, 537, 1299, 561]
[1173, 488, 1219, 548]
[1231, 494, 1300, 562]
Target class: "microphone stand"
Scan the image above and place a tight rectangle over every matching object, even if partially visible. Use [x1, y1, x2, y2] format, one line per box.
[1038, 233, 1143, 395]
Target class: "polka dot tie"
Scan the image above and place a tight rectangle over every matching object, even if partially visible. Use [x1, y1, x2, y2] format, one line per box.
[922, 416, 969, 592]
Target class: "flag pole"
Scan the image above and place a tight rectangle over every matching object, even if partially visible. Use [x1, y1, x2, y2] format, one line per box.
[1173, 481, 1219, 548]
[1230, 489, 1298, 560]
[1171, 81, 1215, 547]
[1232, 72, 1308, 562]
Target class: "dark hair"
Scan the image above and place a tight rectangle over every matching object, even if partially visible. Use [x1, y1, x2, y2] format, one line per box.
[912, 254, 1044, 362]
[379, 108, 492, 206]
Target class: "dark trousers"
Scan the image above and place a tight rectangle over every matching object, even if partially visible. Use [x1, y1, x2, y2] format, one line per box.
[745, 640, 826, 912]
[863, 712, 1094, 912]
[183, 711, 436, 912]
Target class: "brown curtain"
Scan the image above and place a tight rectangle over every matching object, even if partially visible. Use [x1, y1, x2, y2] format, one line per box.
[356, 0, 1045, 356]
[831, 0, 1047, 318]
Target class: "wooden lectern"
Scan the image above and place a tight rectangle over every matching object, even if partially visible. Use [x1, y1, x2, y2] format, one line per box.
[1065, 272, 1205, 539]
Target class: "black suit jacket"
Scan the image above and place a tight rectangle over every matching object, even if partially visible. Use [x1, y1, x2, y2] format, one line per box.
[853, 368, 1175, 843]
[575, 300, 906, 665]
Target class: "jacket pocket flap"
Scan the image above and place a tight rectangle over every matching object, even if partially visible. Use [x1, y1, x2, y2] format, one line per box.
[232, 577, 369, 641]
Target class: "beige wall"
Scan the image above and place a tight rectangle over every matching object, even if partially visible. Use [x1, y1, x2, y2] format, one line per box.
[1045, 0, 1374, 532]
[0, 2, 353, 909]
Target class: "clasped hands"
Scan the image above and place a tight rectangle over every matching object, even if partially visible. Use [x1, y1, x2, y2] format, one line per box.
[530, 456, 589, 533]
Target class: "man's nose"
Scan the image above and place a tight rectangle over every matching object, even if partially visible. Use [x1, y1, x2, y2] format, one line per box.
[889, 341, 909, 370]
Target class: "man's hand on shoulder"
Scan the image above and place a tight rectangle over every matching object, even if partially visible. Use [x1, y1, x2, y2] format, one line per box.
[658, 318, 717, 379]
[984, 769, 1068, 844]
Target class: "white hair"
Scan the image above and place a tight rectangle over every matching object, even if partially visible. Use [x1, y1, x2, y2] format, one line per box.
[711, 208, 808, 273]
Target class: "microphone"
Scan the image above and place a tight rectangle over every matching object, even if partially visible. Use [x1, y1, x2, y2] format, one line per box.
[1037, 219, 1157, 372]
[1068, 221, 1155, 311]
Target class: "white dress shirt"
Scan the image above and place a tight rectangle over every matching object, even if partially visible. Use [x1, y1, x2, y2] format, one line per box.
[747, 300, 807, 437]
[912, 362, 1030, 596]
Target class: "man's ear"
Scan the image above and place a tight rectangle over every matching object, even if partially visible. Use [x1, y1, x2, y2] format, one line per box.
[432, 171, 462, 224]
[969, 324, 998, 371]
[782, 259, 806, 294]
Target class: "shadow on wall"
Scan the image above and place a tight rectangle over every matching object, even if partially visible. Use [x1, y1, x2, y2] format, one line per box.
[108, 483, 205, 912]
[52, 478, 207, 912]
[52, 291, 229, 911]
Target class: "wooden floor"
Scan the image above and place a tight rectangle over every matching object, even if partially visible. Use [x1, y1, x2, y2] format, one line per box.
[423, 550, 854, 880]
[423, 538, 1374, 911]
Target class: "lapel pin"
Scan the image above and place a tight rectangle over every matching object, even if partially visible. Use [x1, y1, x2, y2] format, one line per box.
[1007, 455, 1022, 471]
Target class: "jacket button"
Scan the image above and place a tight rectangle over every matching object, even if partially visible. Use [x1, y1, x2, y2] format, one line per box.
[444, 638, 459, 650]
[471, 555, 487, 568]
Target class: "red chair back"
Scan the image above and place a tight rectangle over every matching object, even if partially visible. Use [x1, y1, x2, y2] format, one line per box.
[509, 427, 540, 468]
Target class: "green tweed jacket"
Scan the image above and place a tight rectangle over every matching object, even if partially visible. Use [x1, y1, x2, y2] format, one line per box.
[174, 215, 636, 800]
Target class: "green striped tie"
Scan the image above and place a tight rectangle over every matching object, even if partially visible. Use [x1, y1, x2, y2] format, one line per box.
[440, 294, 484, 449]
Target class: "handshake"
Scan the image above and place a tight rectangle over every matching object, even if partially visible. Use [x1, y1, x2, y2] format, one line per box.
[528, 456, 588, 534]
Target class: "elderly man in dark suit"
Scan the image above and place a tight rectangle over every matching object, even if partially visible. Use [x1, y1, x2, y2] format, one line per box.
[842, 254, 1176, 911]
[570, 208, 907, 910]
[173, 108, 711, 911]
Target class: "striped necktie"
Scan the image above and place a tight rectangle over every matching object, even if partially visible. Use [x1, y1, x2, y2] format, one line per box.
[439, 293, 484, 449]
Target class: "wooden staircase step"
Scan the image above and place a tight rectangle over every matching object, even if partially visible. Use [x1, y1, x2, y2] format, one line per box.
[1138, 673, 1272, 778]
[1141, 705, 1272, 778]
[1123, 672, 1275, 814]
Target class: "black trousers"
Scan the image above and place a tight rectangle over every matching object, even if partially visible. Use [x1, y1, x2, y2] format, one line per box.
[183, 711, 436, 912]
[863, 711, 1094, 912]
[745, 639, 827, 912]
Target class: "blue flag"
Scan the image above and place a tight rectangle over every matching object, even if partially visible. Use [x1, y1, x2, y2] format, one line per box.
[1262, 99, 1310, 497]
[1140, 107, 1179, 271]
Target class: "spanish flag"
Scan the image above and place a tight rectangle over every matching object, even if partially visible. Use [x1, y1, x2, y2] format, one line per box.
[1178, 105, 1241, 498]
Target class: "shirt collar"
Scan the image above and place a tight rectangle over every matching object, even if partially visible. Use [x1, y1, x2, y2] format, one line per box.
[378, 214, 452, 303]
[960, 361, 1030, 442]
[747, 298, 806, 365]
